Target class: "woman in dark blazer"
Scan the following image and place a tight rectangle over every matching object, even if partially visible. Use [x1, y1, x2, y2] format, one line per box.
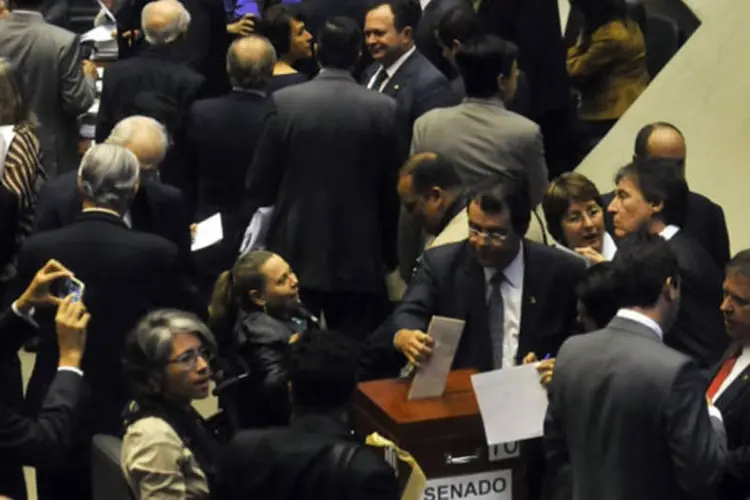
[209, 250, 316, 429]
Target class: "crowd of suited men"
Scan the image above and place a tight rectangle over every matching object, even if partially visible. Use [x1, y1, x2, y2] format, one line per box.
[0, 0, 744, 499]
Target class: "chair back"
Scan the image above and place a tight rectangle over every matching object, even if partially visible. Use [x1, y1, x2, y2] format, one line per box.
[91, 434, 131, 500]
[645, 14, 682, 77]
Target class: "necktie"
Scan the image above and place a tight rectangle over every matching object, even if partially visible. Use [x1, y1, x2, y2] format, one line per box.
[369, 68, 389, 92]
[488, 272, 505, 369]
[707, 355, 739, 401]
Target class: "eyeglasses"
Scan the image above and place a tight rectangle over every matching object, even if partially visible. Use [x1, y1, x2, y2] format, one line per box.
[167, 345, 214, 371]
[563, 205, 602, 224]
[469, 226, 509, 244]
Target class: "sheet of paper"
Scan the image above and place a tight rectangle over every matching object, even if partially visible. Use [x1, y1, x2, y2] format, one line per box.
[81, 25, 115, 43]
[471, 364, 549, 445]
[407, 316, 465, 400]
[95, 0, 117, 23]
[191, 213, 223, 252]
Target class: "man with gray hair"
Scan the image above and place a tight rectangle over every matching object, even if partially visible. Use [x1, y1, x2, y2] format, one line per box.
[35, 116, 192, 260]
[95, 0, 205, 194]
[7, 143, 200, 500]
[186, 35, 275, 293]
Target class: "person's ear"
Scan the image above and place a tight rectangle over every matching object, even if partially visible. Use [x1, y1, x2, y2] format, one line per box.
[452, 39, 461, 53]
[664, 276, 679, 301]
[313, 41, 319, 53]
[427, 186, 443, 202]
[402, 25, 413, 42]
[249, 289, 266, 307]
[649, 199, 664, 216]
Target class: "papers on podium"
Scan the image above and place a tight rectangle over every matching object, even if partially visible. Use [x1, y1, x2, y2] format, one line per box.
[191, 213, 223, 252]
[471, 364, 548, 445]
[407, 316, 465, 400]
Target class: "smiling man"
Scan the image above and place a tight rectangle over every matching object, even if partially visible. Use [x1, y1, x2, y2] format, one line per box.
[607, 157, 726, 367]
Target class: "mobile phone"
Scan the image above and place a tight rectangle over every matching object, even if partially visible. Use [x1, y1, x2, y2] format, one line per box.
[52, 277, 86, 302]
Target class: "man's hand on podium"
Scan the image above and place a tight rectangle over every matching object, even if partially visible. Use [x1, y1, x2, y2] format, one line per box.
[523, 352, 555, 388]
[394, 329, 433, 366]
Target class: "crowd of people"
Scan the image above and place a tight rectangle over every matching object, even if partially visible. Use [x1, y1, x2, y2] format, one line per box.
[0, 0, 743, 499]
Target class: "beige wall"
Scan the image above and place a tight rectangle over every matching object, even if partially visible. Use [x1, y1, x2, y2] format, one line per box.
[574, 0, 748, 254]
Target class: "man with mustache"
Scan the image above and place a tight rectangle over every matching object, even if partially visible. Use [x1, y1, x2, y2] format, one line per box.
[607, 156, 726, 367]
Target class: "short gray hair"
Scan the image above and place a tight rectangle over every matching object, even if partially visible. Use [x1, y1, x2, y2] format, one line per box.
[123, 310, 217, 398]
[78, 144, 140, 214]
[106, 115, 169, 167]
[141, 0, 191, 46]
[227, 35, 277, 90]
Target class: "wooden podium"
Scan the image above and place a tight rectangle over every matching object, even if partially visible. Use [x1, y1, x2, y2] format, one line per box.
[352, 369, 527, 500]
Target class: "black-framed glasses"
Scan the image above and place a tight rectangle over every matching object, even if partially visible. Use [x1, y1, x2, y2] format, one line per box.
[167, 345, 214, 371]
[469, 225, 509, 244]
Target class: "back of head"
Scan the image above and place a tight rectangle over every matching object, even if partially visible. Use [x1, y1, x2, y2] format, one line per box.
[78, 144, 140, 214]
[106, 115, 169, 169]
[227, 35, 277, 90]
[611, 230, 680, 309]
[633, 122, 686, 164]
[437, 5, 483, 47]
[577, 262, 621, 330]
[141, 0, 192, 46]
[469, 173, 531, 236]
[543, 172, 602, 244]
[571, 0, 627, 26]
[0, 58, 31, 127]
[402, 153, 462, 194]
[374, 0, 421, 32]
[615, 157, 688, 227]
[455, 34, 518, 99]
[317, 16, 362, 70]
[289, 329, 359, 411]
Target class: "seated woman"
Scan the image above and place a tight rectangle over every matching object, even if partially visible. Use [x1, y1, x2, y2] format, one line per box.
[259, 4, 313, 93]
[576, 262, 621, 331]
[209, 250, 316, 429]
[567, 0, 649, 144]
[0, 59, 45, 287]
[542, 172, 617, 265]
[121, 310, 220, 500]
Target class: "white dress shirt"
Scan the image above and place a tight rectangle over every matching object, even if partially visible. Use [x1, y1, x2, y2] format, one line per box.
[615, 308, 664, 340]
[601, 232, 618, 260]
[712, 346, 750, 403]
[484, 244, 525, 369]
[659, 224, 680, 241]
[367, 46, 417, 92]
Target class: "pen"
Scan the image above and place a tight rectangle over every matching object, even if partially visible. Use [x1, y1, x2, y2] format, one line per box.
[543, 353, 552, 360]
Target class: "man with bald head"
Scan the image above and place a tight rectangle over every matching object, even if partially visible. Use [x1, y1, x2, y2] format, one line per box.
[187, 35, 275, 294]
[602, 122, 730, 268]
[34, 116, 192, 262]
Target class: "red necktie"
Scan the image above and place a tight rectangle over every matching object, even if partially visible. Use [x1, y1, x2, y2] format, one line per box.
[707, 355, 739, 400]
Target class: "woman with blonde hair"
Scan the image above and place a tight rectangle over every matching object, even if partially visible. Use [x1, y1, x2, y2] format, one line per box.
[0, 58, 45, 290]
[209, 250, 315, 428]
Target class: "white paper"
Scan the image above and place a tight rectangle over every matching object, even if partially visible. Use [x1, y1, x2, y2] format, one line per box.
[471, 364, 548, 445]
[96, 66, 104, 79]
[87, 99, 100, 115]
[421, 469, 511, 500]
[191, 213, 223, 252]
[81, 25, 115, 43]
[407, 316, 465, 400]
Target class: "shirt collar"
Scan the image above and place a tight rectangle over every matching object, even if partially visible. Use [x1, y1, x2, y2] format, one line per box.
[602, 232, 618, 260]
[383, 45, 416, 79]
[659, 224, 680, 241]
[420, 0, 432, 8]
[483, 242, 524, 288]
[616, 308, 664, 340]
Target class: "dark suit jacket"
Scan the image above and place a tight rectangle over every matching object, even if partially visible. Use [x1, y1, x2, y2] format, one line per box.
[602, 190, 730, 269]
[362, 49, 460, 151]
[392, 240, 585, 371]
[95, 44, 205, 194]
[33, 172, 192, 265]
[224, 413, 399, 500]
[545, 316, 727, 500]
[415, 0, 468, 79]
[666, 231, 727, 367]
[246, 69, 401, 293]
[710, 344, 750, 500]
[8, 211, 199, 438]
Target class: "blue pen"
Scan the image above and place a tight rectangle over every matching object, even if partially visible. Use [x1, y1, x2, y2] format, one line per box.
[543, 353, 552, 360]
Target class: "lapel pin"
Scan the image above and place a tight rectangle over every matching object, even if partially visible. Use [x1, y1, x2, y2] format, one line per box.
[529, 296, 536, 305]
[743, 374, 749, 382]
[393, 84, 400, 91]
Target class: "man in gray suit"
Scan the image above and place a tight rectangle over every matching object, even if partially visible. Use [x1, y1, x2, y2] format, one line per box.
[246, 17, 400, 340]
[544, 231, 727, 500]
[0, 0, 96, 177]
[411, 33, 547, 206]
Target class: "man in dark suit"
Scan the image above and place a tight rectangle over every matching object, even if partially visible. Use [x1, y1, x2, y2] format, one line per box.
[7, 144, 199, 500]
[224, 330, 399, 500]
[35, 116, 192, 262]
[187, 36, 274, 295]
[362, 0, 459, 147]
[607, 157, 727, 367]
[0, 260, 87, 500]
[390, 177, 584, 500]
[707, 250, 750, 500]
[246, 17, 400, 340]
[414, 0, 466, 78]
[545, 231, 727, 500]
[602, 122, 730, 269]
[97, 0, 205, 195]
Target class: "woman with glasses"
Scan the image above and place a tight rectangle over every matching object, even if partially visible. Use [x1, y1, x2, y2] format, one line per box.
[121, 310, 219, 500]
[209, 250, 315, 429]
[542, 172, 617, 265]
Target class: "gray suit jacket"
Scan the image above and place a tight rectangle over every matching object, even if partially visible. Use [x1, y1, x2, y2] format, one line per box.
[0, 11, 95, 176]
[411, 97, 548, 207]
[544, 316, 727, 500]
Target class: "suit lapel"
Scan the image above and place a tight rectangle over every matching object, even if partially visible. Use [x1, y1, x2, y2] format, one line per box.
[716, 361, 750, 411]
[382, 50, 419, 97]
[457, 246, 493, 370]
[516, 242, 543, 363]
